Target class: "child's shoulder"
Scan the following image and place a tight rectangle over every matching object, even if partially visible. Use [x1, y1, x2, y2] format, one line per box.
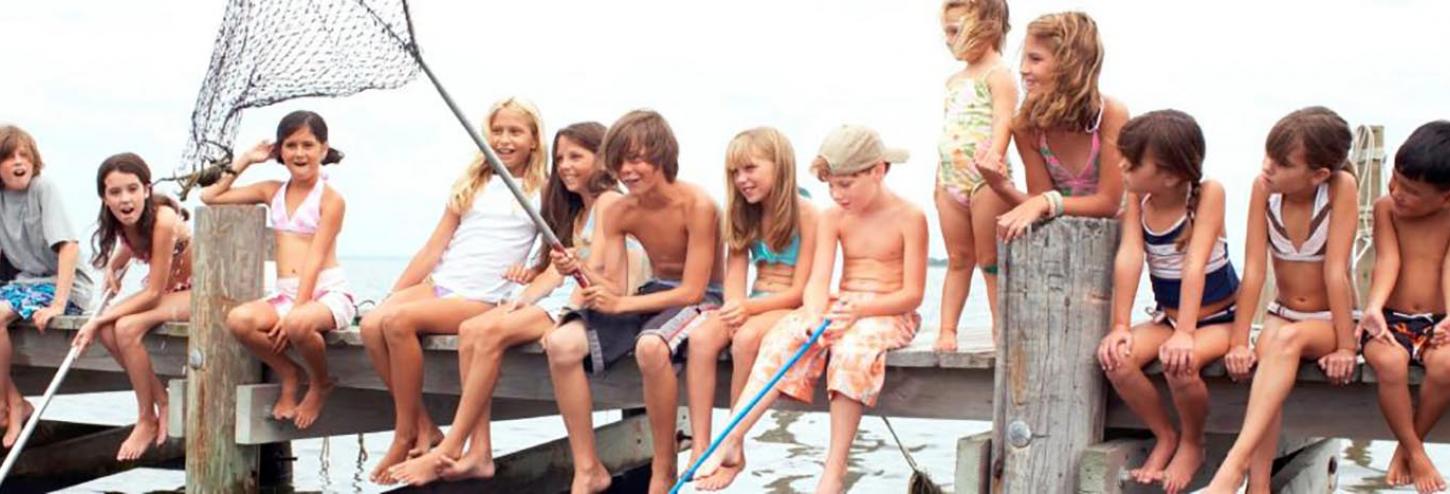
[1328, 170, 1359, 197]
[885, 193, 927, 222]
[1101, 96, 1130, 129]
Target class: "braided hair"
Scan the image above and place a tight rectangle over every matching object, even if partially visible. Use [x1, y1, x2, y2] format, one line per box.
[1117, 110, 1206, 250]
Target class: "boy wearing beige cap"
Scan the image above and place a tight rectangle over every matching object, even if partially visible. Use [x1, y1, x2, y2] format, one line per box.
[691, 124, 927, 493]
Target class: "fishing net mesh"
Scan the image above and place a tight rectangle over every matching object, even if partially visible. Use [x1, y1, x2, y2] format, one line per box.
[175, 0, 419, 191]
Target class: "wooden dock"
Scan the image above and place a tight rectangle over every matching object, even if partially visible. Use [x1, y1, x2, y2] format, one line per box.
[0, 126, 1408, 492]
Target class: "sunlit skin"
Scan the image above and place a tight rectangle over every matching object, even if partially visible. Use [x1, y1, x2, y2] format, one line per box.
[1208, 148, 1358, 493]
[71, 170, 193, 460]
[361, 106, 540, 484]
[201, 122, 347, 434]
[692, 161, 927, 493]
[0, 145, 83, 448]
[385, 134, 633, 487]
[1098, 153, 1234, 492]
[690, 153, 817, 490]
[996, 35, 1128, 243]
[1358, 172, 1450, 492]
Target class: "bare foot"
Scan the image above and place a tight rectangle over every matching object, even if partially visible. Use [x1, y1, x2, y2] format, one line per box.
[814, 473, 845, 494]
[370, 436, 416, 484]
[389, 450, 448, 486]
[2, 400, 33, 448]
[438, 452, 496, 481]
[695, 439, 746, 491]
[155, 399, 170, 445]
[410, 425, 443, 458]
[271, 366, 303, 420]
[291, 379, 334, 429]
[1130, 432, 1178, 483]
[934, 329, 958, 352]
[1388, 445, 1413, 486]
[1161, 441, 1203, 494]
[116, 418, 160, 461]
[1204, 461, 1247, 494]
[647, 465, 677, 494]
[1409, 452, 1447, 493]
[571, 465, 612, 494]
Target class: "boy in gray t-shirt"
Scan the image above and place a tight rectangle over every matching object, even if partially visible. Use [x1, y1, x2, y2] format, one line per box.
[0, 125, 92, 445]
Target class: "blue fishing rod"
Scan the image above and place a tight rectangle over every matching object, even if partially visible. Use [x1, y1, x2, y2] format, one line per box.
[669, 318, 832, 494]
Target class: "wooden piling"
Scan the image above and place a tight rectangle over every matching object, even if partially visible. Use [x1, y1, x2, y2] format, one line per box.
[185, 205, 267, 493]
[992, 217, 1119, 492]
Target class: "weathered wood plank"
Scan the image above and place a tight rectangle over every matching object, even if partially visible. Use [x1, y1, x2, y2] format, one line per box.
[955, 431, 992, 494]
[1079, 435, 1318, 493]
[187, 205, 267, 494]
[232, 384, 559, 444]
[5, 423, 184, 479]
[993, 217, 1120, 492]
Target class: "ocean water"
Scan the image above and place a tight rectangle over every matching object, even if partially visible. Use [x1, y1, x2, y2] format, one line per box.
[34, 259, 1417, 492]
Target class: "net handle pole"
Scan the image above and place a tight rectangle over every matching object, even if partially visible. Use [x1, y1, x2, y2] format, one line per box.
[408, 50, 590, 287]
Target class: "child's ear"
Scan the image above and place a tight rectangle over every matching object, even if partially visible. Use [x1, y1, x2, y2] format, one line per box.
[1311, 167, 1333, 184]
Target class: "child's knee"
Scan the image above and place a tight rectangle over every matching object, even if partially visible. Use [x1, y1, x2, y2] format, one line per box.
[730, 336, 761, 362]
[634, 337, 672, 371]
[1420, 349, 1450, 383]
[945, 248, 976, 271]
[359, 308, 388, 337]
[225, 306, 262, 335]
[381, 307, 418, 342]
[114, 316, 150, 346]
[1164, 368, 1204, 389]
[0, 304, 17, 325]
[543, 328, 586, 366]
[1263, 323, 1309, 353]
[282, 317, 319, 342]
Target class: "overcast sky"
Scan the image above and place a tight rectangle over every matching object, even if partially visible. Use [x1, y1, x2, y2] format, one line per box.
[4, 0, 1448, 262]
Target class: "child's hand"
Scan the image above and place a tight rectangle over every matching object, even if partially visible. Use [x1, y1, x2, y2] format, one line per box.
[997, 196, 1050, 242]
[240, 140, 274, 167]
[1096, 328, 1133, 372]
[1224, 344, 1257, 382]
[1357, 310, 1392, 345]
[1317, 348, 1357, 385]
[1158, 331, 1196, 376]
[976, 157, 1009, 186]
[823, 299, 858, 336]
[106, 269, 124, 295]
[1432, 318, 1450, 347]
[71, 320, 99, 352]
[550, 248, 580, 276]
[498, 298, 524, 314]
[716, 301, 746, 329]
[581, 285, 623, 314]
[266, 320, 289, 354]
[503, 264, 537, 284]
[32, 305, 64, 333]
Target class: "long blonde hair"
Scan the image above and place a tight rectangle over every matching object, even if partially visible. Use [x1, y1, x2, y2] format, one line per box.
[448, 97, 548, 214]
[1014, 12, 1104, 134]
[724, 127, 800, 253]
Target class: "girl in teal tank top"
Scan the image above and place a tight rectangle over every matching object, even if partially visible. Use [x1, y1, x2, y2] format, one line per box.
[686, 128, 820, 489]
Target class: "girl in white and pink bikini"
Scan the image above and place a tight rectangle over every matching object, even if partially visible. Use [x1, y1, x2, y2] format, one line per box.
[201, 110, 355, 431]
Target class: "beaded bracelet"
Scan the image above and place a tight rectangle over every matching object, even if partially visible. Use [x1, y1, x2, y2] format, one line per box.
[1043, 190, 1065, 218]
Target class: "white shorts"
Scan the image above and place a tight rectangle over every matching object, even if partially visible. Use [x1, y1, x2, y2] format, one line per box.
[265, 267, 356, 330]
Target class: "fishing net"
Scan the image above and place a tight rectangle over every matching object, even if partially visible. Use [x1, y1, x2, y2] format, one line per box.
[170, 0, 419, 195]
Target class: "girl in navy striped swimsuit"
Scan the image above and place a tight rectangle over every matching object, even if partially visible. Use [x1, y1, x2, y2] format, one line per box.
[1097, 110, 1240, 493]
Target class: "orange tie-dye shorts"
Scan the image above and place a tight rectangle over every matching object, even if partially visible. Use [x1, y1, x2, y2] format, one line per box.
[745, 290, 919, 407]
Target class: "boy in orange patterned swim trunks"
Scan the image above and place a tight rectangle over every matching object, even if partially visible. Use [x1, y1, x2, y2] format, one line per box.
[690, 124, 927, 493]
[1358, 121, 1450, 492]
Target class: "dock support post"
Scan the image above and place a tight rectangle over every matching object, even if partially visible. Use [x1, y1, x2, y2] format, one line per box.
[186, 205, 267, 493]
[993, 217, 1119, 492]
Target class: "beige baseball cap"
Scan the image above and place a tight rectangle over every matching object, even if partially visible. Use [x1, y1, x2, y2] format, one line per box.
[817, 124, 910, 175]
